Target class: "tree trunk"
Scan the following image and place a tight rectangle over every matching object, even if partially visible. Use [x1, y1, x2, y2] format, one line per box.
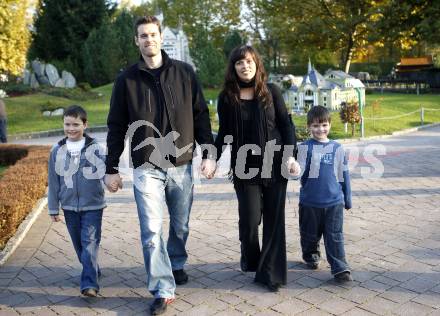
[344, 33, 355, 73]
[351, 123, 356, 136]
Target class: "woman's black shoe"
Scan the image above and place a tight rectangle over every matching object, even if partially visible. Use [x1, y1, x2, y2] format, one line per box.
[254, 278, 281, 292]
[266, 282, 280, 292]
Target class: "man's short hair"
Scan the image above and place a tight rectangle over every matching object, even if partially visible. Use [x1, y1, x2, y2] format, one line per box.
[64, 105, 87, 124]
[307, 105, 331, 125]
[134, 15, 161, 36]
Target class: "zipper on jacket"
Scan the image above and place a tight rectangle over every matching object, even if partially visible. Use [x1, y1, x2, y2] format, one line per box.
[145, 89, 151, 112]
[167, 85, 175, 109]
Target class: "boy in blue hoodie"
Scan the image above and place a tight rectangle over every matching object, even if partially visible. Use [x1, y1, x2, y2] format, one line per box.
[48, 105, 106, 296]
[297, 105, 352, 282]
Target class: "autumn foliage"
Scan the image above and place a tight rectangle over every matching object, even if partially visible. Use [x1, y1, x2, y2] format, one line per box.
[0, 0, 32, 76]
[0, 144, 50, 250]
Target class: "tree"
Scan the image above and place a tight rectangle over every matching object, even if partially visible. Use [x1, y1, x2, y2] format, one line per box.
[243, 0, 286, 71]
[82, 22, 121, 86]
[81, 9, 140, 86]
[190, 29, 225, 88]
[246, 0, 440, 74]
[30, 0, 114, 80]
[0, 0, 32, 76]
[258, 0, 389, 73]
[377, 0, 440, 52]
[223, 30, 246, 59]
[158, 0, 241, 49]
[340, 101, 361, 136]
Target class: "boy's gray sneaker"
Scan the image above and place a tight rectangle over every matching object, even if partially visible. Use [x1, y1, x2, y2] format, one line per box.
[334, 271, 353, 282]
[81, 288, 98, 297]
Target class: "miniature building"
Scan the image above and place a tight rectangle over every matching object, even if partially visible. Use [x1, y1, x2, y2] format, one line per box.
[157, 13, 195, 69]
[284, 60, 365, 112]
[396, 56, 434, 74]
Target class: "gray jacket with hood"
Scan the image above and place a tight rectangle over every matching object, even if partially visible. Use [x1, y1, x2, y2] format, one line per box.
[48, 134, 106, 215]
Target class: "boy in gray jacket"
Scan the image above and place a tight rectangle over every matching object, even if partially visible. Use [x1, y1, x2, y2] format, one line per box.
[48, 105, 106, 297]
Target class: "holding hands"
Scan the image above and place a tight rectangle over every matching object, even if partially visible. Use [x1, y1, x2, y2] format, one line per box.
[287, 157, 301, 177]
[104, 173, 123, 193]
[201, 159, 217, 179]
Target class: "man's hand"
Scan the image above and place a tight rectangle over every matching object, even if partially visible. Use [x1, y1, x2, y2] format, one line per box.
[201, 159, 217, 179]
[287, 157, 301, 177]
[50, 215, 61, 222]
[104, 173, 123, 192]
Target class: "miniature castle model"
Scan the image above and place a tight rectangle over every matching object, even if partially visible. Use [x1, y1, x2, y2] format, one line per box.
[157, 14, 195, 69]
[284, 60, 365, 112]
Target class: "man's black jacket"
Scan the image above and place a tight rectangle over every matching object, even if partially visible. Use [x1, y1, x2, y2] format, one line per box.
[106, 50, 214, 174]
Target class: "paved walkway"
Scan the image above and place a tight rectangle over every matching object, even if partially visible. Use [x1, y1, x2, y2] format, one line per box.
[1, 127, 440, 315]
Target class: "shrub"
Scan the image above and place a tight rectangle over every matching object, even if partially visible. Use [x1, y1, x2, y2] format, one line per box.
[0, 145, 50, 250]
[40, 86, 101, 101]
[77, 82, 92, 92]
[340, 101, 361, 136]
[0, 145, 29, 165]
[39, 101, 64, 113]
[296, 126, 309, 142]
[3, 81, 36, 97]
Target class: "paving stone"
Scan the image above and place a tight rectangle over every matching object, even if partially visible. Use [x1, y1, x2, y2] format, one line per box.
[318, 297, 357, 315]
[379, 286, 419, 303]
[339, 286, 378, 304]
[272, 298, 313, 315]
[393, 301, 436, 316]
[359, 295, 400, 315]
[411, 291, 440, 309]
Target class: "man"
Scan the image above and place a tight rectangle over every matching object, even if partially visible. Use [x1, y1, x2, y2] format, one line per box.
[104, 15, 216, 315]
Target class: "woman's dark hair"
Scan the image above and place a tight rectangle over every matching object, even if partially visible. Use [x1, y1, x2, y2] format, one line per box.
[222, 45, 272, 107]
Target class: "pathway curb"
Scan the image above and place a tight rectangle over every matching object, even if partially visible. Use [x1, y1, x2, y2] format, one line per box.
[9, 125, 108, 141]
[336, 122, 440, 144]
[0, 196, 48, 265]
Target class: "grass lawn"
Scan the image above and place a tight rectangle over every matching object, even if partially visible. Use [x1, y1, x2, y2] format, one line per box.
[0, 165, 7, 179]
[6, 84, 113, 135]
[5, 85, 440, 139]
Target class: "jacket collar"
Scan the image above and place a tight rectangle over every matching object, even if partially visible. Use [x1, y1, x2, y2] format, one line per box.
[58, 133, 95, 148]
[137, 49, 172, 73]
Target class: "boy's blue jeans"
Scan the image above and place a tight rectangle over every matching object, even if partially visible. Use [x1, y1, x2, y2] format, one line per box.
[299, 203, 350, 275]
[64, 209, 103, 292]
[133, 163, 193, 299]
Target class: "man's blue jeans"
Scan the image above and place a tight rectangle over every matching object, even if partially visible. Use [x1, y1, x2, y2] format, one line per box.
[133, 163, 193, 299]
[64, 209, 103, 292]
[299, 203, 350, 275]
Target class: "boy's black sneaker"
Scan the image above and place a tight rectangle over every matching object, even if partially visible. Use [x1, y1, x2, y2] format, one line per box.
[306, 261, 319, 270]
[150, 298, 174, 315]
[172, 269, 188, 285]
[334, 271, 353, 282]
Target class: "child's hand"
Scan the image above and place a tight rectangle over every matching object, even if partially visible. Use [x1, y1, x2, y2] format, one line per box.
[50, 215, 61, 222]
[287, 157, 301, 176]
[104, 173, 123, 192]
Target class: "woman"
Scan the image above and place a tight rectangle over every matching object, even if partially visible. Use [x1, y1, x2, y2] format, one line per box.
[214, 45, 300, 292]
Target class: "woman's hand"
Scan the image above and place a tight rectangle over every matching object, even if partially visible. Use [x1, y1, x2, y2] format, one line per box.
[286, 157, 301, 177]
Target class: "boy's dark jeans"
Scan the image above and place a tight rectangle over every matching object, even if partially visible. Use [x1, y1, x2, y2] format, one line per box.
[64, 209, 103, 292]
[299, 203, 350, 275]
